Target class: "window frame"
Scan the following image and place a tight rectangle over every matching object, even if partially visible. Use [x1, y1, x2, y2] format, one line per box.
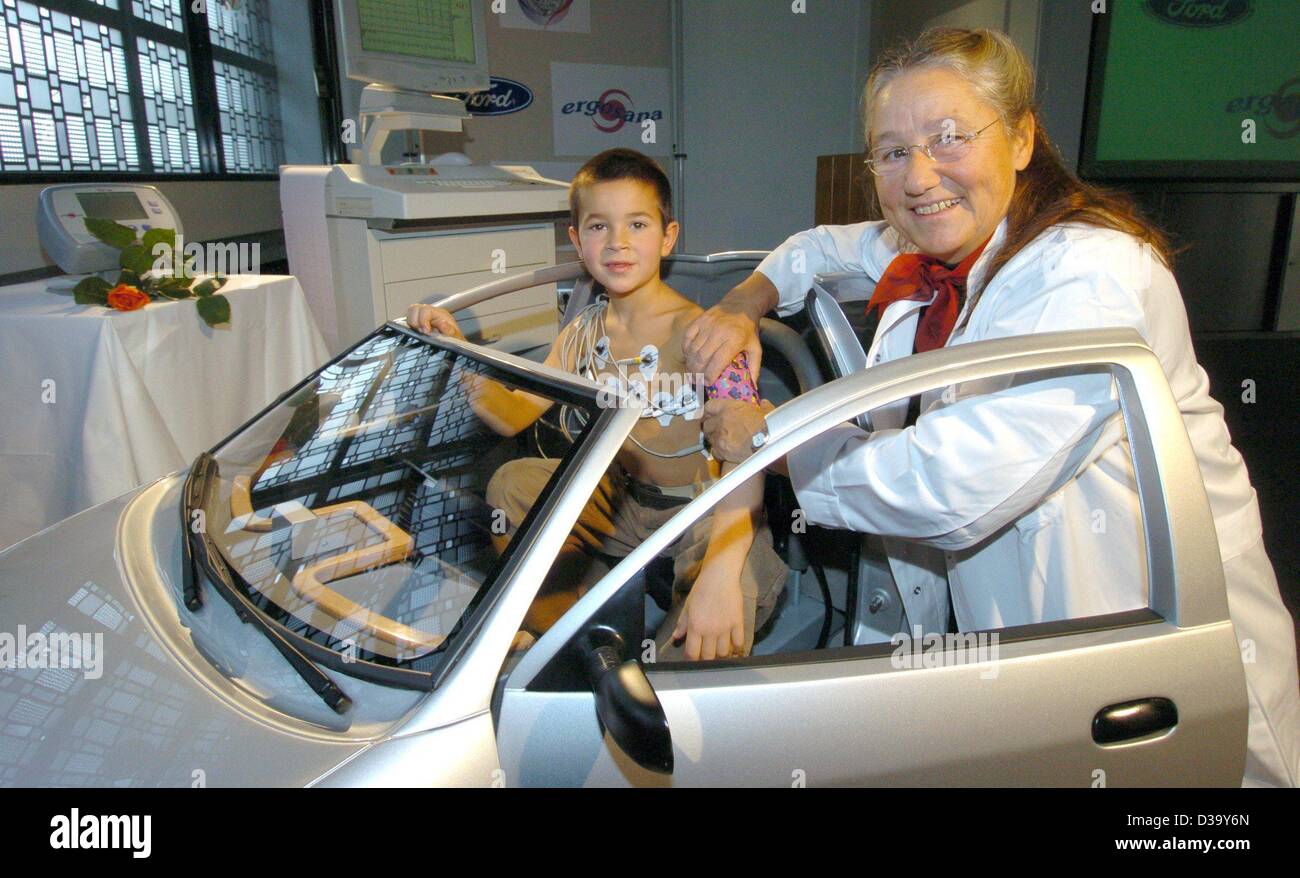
[1, 0, 300, 183]
[507, 328, 1225, 691]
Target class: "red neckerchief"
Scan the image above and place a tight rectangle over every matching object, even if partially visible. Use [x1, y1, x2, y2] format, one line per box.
[866, 234, 993, 353]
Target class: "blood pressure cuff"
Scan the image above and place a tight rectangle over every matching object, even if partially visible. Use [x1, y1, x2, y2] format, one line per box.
[704, 352, 760, 405]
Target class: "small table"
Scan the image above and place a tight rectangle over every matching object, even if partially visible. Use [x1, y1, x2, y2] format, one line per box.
[0, 274, 330, 551]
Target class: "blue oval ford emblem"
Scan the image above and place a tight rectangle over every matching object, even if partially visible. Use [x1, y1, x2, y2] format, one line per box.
[1142, 0, 1253, 28]
[455, 77, 534, 116]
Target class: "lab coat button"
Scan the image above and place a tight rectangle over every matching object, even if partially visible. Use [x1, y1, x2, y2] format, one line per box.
[912, 586, 922, 595]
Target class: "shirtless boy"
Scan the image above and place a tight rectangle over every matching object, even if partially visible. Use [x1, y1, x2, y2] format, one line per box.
[408, 148, 786, 661]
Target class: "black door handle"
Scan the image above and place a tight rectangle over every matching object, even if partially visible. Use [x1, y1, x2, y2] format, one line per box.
[1092, 697, 1179, 744]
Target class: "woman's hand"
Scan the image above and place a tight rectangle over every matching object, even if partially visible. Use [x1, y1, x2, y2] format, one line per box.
[702, 398, 773, 464]
[407, 304, 465, 340]
[684, 305, 762, 385]
[684, 274, 778, 384]
[672, 566, 746, 660]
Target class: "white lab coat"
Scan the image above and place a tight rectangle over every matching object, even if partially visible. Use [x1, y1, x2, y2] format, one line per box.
[758, 218, 1300, 787]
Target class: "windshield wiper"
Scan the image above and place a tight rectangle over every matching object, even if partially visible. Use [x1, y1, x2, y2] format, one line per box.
[182, 452, 353, 715]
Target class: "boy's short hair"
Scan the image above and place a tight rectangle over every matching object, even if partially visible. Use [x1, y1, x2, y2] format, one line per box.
[569, 148, 674, 229]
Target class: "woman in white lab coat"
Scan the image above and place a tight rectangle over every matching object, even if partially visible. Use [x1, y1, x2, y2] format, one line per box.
[687, 27, 1299, 787]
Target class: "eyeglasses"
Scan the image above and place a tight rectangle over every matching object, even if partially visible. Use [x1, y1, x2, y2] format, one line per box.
[864, 119, 1000, 177]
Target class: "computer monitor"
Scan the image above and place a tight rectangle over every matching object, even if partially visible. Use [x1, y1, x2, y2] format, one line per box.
[335, 0, 490, 95]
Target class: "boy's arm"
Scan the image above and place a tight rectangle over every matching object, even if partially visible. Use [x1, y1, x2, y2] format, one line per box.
[408, 304, 557, 437]
[671, 461, 763, 660]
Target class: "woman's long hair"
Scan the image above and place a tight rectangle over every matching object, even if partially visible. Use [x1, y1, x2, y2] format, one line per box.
[861, 27, 1174, 293]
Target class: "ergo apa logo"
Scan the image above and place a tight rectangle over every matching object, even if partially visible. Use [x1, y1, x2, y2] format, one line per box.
[1227, 77, 1300, 140]
[560, 89, 664, 133]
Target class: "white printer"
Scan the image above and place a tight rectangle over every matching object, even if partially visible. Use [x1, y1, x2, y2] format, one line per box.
[281, 84, 569, 355]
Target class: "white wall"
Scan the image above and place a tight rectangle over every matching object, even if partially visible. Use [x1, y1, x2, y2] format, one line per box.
[670, 0, 1097, 253]
[870, 0, 1088, 169]
[679, 0, 872, 253]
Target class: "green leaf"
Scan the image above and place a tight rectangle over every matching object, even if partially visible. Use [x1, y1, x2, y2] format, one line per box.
[191, 276, 227, 297]
[196, 293, 231, 326]
[140, 227, 175, 258]
[119, 242, 154, 276]
[72, 275, 111, 306]
[156, 277, 194, 299]
[141, 227, 177, 277]
[84, 217, 136, 251]
[118, 269, 141, 288]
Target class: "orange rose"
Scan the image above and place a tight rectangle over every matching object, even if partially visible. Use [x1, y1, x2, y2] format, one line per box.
[106, 283, 150, 312]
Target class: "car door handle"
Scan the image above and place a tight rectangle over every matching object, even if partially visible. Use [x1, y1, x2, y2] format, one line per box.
[1092, 697, 1179, 744]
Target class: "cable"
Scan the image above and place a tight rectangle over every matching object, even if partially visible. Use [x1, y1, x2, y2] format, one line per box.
[548, 298, 707, 460]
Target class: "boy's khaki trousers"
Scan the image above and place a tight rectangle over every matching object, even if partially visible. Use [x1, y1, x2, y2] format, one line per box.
[487, 457, 788, 659]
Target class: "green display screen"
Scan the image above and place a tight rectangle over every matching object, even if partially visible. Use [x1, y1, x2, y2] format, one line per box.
[356, 0, 476, 65]
[1094, 0, 1298, 163]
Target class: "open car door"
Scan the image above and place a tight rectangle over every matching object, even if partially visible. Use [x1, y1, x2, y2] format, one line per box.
[494, 328, 1248, 786]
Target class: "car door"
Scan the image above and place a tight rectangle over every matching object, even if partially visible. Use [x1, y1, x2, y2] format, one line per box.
[494, 328, 1248, 786]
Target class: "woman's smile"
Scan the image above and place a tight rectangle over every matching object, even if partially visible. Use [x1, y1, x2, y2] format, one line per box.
[911, 196, 964, 216]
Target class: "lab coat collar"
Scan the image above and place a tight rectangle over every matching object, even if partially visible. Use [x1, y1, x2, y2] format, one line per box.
[964, 217, 1009, 296]
[953, 218, 1009, 335]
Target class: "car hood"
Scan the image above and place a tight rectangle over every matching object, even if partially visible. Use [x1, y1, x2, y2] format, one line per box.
[0, 474, 427, 787]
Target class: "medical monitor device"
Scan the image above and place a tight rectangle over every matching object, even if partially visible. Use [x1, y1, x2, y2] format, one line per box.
[38, 184, 184, 275]
[335, 0, 490, 95]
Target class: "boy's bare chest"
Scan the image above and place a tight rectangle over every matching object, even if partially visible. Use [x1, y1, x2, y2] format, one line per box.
[592, 320, 711, 484]
[592, 318, 699, 412]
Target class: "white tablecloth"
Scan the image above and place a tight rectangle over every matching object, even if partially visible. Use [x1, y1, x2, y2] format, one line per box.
[0, 274, 329, 551]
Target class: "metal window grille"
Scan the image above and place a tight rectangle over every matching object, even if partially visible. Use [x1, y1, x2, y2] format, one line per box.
[0, 0, 284, 178]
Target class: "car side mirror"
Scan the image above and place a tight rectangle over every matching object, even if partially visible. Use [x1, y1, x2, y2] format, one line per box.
[582, 626, 673, 775]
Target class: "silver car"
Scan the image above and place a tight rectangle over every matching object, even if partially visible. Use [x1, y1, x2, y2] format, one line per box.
[0, 256, 1247, 786]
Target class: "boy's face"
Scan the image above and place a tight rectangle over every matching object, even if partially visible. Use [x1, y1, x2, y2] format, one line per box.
[568, 179, 679, 296]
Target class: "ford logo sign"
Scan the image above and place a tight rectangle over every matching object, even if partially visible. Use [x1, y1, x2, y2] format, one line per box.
[1142, 0, 1252, 27]
[453, 77, 534, 116]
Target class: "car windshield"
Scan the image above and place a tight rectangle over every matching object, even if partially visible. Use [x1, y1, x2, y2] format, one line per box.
[201, 325, 600, 675]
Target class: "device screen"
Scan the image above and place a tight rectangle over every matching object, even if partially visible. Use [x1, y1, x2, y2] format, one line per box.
[76, 191, 147, 220]
[356, 0, 475, 64]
